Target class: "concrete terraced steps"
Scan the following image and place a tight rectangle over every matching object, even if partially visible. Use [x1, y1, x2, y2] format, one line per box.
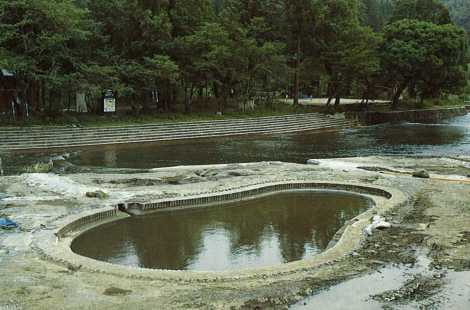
[0, 113, 355, 151]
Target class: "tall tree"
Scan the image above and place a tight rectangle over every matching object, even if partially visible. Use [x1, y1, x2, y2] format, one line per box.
[361, 0, 383, 30]
[168, 0, 214, 113]
[284, 0, 316, 105]
[441, 0, 470, 39]
[381, 19, 468, 107]
[0, 0, 90, 113]
[315, 0, 379, 106]
[220, 0, 287, 106]
[390, 0, 452, 25]
[83, 0, 179, 112]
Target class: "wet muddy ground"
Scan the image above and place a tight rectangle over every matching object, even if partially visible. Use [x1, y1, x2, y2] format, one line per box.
[290, 187, 470, 310]
[0, 156, 469, 309]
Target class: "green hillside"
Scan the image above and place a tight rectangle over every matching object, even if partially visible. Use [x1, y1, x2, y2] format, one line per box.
[441, 0, 470, 36]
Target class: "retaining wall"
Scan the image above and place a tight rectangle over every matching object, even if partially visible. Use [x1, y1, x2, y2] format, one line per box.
[0, 113, 355, 151]
[346, 106, 468, 125]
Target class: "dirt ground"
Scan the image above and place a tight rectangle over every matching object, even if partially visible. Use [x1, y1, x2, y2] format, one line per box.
[0, 156, 469, 309]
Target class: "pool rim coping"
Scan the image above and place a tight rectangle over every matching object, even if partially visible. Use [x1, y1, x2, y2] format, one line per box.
[32, 179, 408, 283]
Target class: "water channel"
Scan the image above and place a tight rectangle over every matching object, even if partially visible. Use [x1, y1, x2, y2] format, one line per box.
[69, 114, 470, 169]
[2, 114, 469, 175]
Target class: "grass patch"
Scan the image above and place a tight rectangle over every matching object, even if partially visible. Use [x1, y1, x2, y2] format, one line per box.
[413, 97, 466, 109]
[0, 104, 314, 128]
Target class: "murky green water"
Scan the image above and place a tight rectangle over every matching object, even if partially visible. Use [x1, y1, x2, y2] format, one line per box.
[71, 191, 371, 271]
[66, 114, 470, 168]
[70, 116, 470, 169]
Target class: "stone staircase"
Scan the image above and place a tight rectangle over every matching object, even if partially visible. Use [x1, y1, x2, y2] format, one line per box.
[0, 113, 355, 151]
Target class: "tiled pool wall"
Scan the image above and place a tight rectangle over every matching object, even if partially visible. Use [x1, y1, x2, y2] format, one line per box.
[57, 180, 391, 239]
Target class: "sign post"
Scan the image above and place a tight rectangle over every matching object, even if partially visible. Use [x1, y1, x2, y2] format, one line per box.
[103, 89, 116, 113]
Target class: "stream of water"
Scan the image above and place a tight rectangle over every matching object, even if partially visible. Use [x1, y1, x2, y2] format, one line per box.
[2, 114, 469, 174]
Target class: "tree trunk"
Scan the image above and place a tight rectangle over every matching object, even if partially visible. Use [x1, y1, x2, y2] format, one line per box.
[184, 86, 189, 114]
[325, 77, 335, 106]
[162, 81, 170, 112]
[326, 96, 333, 106]
[170, 87, 177, 112]
[408, 81, 417, 102]
[334, 96, 341, 107]
[41, 81, 47, 114]
[213, 82, 219, 112]
[293, 37, 301, 106]
[219, 88, 226, 114]
[362, 79, 372, 111]
[184, 85, 194, 114]
[392, 82, 407, 110]
[140, 90, 150, 113]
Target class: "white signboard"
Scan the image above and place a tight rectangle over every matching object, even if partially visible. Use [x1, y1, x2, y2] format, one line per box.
[104, 98, 116, 113]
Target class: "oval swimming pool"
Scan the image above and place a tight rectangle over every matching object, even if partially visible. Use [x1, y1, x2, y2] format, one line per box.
[71, 190, 372, 271]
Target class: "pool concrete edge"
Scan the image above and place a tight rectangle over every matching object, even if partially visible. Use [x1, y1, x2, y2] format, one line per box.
[32, 180, 408, 283]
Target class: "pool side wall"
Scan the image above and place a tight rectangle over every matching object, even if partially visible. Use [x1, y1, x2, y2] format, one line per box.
[33, 180, 408, 283]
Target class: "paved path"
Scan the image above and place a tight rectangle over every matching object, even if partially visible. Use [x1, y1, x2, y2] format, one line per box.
[0, 113, 355, 151]
[281, 98, 391, 106]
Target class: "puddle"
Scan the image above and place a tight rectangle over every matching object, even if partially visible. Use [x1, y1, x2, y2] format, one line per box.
[291, 251, 470, 309]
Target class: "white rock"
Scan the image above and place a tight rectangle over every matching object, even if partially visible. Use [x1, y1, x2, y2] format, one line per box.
[375, 221, 392, 229]
[50, 155, 66, 161]
[306, 159, 320, 165]
[364, 215, 392, 236]
[417, 223, 429, 231]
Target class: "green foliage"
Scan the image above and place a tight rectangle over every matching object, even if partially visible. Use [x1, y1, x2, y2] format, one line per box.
[0, 0, 468, 118]
[441, 0, 470, 38]
[315, 0, 378, 102]
[0, 0, 89, 86]
[361, 0, 384, 30]
[381, 19, 468, 105]
[390, 0, 452, 25]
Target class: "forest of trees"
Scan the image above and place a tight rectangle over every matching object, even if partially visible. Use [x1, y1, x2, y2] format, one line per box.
[441, 0, 470, 36]
[0, 0, 468, 117]
[362, 0, 470, 35]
